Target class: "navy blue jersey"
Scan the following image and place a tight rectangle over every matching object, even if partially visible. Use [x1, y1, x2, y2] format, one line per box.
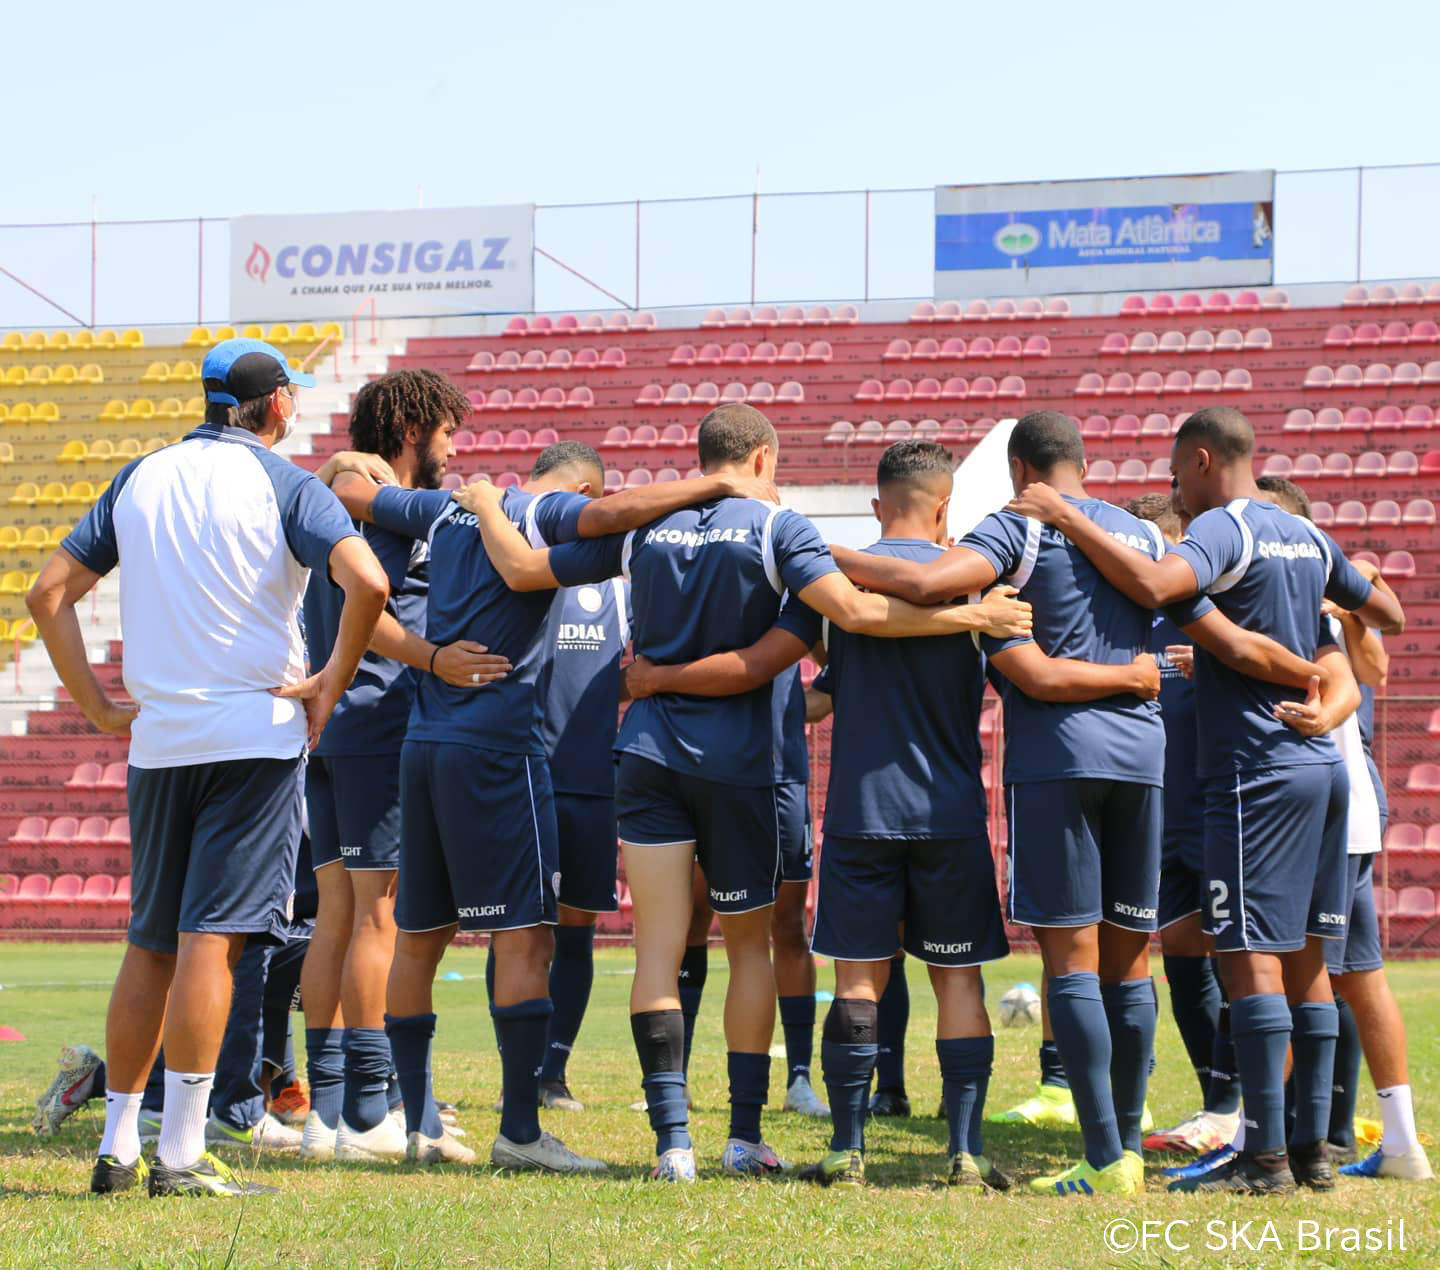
[1357, 683, 1376, 751]
[540, 579, 631, 796]
[588, 499, 837, 788]
[820, 539, 989, 838]
[964, 497, 1167, 786]
[1170, 498, 1373, 777]
[370, 484, 590, 756]
[1151, 611, 1204, 841]
[771, 664, 810, 784]
[303, 518, 430, 757]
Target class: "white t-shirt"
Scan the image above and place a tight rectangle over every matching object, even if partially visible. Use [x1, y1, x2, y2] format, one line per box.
[1326, 615, 1382, 855]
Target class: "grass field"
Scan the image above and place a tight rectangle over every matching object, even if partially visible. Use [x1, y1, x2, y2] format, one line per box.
[2, 943, 1440, 1267]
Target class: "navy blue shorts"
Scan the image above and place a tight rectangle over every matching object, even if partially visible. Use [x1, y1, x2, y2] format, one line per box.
[1158, 830, 1206, 929]
[1006, 779, 1161, 931]
[554, 792, 618, 913]
[127, 757, 304, 954]
[775, 781, 813, 883]
[812, 833, 1009, 968]
[396, 740, 559, 934]
[1202, 762, 1350, 953]
[1325, 854, 1384, 975]
[305, 753, 401, 872]
[615, 754, 778, 914]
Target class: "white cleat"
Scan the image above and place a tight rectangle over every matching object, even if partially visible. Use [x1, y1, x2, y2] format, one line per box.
[1340, 1141, 1435, 1182]
[407, 1129, 476, 1165]
[491, 1130, 608, 1173]
[33, 1043, 103, 1136]
[720, 1138, 790, 1176]
[782, 1074, 829, 1118]
[205, 1111, 302, 1152]
[335, 1112, 408, 1161]
[299, 1110, 338, 1161]
[652, 1146, 697, 1182]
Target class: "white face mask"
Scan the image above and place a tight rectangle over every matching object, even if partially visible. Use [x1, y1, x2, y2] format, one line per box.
[277, 394, 299, 442]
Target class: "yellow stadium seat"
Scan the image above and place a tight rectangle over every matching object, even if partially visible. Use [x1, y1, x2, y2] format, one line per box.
[241, 325, 264, 339]
[184, 327, 213, 348]
[100, 400, 128, 422]
[77, 364, 103, 384]
[21, 525, 48, 549]
[181, 397, 204, 420]
[155, 398, 182, 420]
[11, 617, 37, 642]
[8, 482, 38, 506]
[214, 325, 237, 341]
[0, 442, 13, 463]
[56, 440, 88, 463]
[0, 619, 10, 640]
[114, 438, 141, 459]
[47, 525, 70, 546]
[94, 330, 117, 349]
[0, 526, 20, 550]
[127, 400, 156, 421]
[10, 403, 34, 423]
[34, 402, 59, 422]
[319, 322, 343, 340]
[294, 322, 319, 341]
[71, 330, 94, 350]
[1, 333, 22, 351]
[23, 332, 45, 351]
[266, 324, 294, 344]
[0, 404, 7, 422]
[64, 481, 95, 506]
[170, 360, 199, 383]
[119, 330, 144, 348]
[88, 438, 115, 461]
[0, 570, 25, 594]
[27, 365, 52, 385]
[36, 481, 66, 507]
[140, 437, 166, 454]
[3, 367, 27, 386]
[45, 331, 70, 351]
[94, 481, 110, 500]
[51, 365, 77, 384]
[140, 362, 169, 384]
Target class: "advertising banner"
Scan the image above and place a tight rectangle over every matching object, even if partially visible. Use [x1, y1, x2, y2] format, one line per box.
[934, 171, 1273, 298]
[230, 204, 534, 320]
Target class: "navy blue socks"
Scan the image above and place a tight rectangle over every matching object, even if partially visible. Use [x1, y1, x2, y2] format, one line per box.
[1163, 954, 1222, 1102]
[1206, 985, 1240, 1115]
[727, 1052, 771, 1145]
[304, 1027, 344, 1131]
[494, 997, 553, 1145]
[1230, 993, 1291, 1155]
[633, 1009, 690, 1155]
[1290, 1000, 1339, 1147]
[1039, 1039, 1069, 1089]
[1329, 996, 1361, 1149]
[383, 1012, 443, 1139]
[540, 925, 595, 1085]
[678, 945, 707, 1077]
[1101, 978, 1157, 1155]
[1047, 973, 1122, 1169]
[340, 1028, 393, 1133]
[822, 997, 879, 1153]
[778, 994, 816, 1086]
[874, 955, 909, 1095]
[937, 1035, 993, 1157]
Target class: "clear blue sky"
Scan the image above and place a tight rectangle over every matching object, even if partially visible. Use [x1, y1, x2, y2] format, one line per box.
[4, 0, 1439, 325]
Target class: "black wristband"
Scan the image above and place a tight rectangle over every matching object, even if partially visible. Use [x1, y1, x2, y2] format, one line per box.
[428, 646, 440, 676]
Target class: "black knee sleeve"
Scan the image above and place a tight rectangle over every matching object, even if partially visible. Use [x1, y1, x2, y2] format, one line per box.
[631, 1009, 685, 1076]
[823, 997, 878, 1046]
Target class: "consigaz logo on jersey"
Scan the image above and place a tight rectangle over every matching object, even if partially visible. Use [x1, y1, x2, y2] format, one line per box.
[458, 904, 506, 918]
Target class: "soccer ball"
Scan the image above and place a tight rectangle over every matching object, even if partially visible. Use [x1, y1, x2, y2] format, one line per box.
[998, 982, 1041, 1027]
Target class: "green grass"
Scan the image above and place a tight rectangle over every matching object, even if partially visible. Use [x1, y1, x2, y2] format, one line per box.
[2, 943, 1440, 1266]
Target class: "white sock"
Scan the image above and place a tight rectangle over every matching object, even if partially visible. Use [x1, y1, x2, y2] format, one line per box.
[1377, 1084, 1419, 1154]
[97, 1090, 144, 1165]
[157, 1070, 214, 1169]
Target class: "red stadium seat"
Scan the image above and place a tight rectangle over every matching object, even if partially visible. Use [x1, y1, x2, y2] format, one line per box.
[969, 336, 996, 359]
[662, 384, 692, 405]
[833, 304, 859, 324]
[625, 468, 653, 488]
[18, 874, 51, 899]
[805, 341, 833, 363]
[936, 301, 963, 322]
[1115, 459, 1148, 484]
[1397, 887, 1436, 917]
[1214, 329, 1243, 354]
[1147, 457, 1170, 482]
[630, 425, 660, 450]
[1403, 498, 1437, 525]
[1323, 324, 1353, 348]
[1421, 452, 1440, 476]
[1354, 451, 1386, 479]
[9, 817, 45, 846]
[779, 306, 806, 327]
[1369, 500, 1401, 527]
[995, 336, 1022, 359]
[51, 874, 82, 901]
[997, 375, 1026, 399]
[66, 762, 103, 789]
[1022, 335, 1051, 358]
[1362, 363, 1391, 388]
[991, 299, 1017, 321]
[823, 420, 854, 447]
[885, 419, 913, 441]
[1141, 412, 1172, 438]
[465, 389, 486, 412]
[965, 300, 991, 321]
[1394, 362, 1422, 387]
[777, 341, 806, 365]
[1080, 415, 1109, 440]
[45, 816, 80, 845]
[451, 430, 478, 454]
[1335, 500, 1367, 527]
[853, 420, 886, 446]
[912, 377, 942, 402]
[1193, 369, 1223, 393]
[1233, 291, 1261, 313]
[633, 385, 663, 407]
[883, 339, 912, 362]
[694, 343, 724, 367]
[1282, 409, 1314, 434]
[1104, 372, 1135, 397]
[1046, 298, 1072, 317]
[533, 428, 560, 448]
[1132, 371, 1164, 396]
[1149, 294, 1176, 315]
[883, 379, 913, 403]
[1261, 289, 1290, 309]
[1075, 373, 1104, 397]
[1370, 285, 1398, 307]
[1387, 451, 1419, 478]
[484, 388, 514, 411]
[1222, 368, 1252, 392]
[910, 302, 937, 323]
[1017, 299, 1045, 320]
[1373, 405, 1405, 431]
[603, 470, 624, 493]
[1313, 408, 1344, 433]
[1423, 361, 1440, 385]
[969, 376, 997, 401]
[1121, 295, 1147, 315]
[853, 379, 884, 403]
[692, 382, 720, 406]
[1385, 823, 1424, 852]
[939, 337, 966, 359]
[721, 383, 748, 403]
[537, 387, 565, 410]
[598, 347, 627, 369]
[1410, 319, 1440, 344]
[1204, 292, 1231, 314]
[520, 349, 546, 370]
[475, 430, 505, 453]
[1352, 322, 1383, 347]
[511, 388, 540, 411]
[1303, 366, 1335, 389]
[1100, 332, 1129, 356]
[1152, 331, 1183, 355]
[1343, 285, 1370, 307]
[501, 429, 533, 453]
[565, 386, 595, 409]
[468, 350, 496, 372]
[1163, 370, 1192, 395]
[1111, 414, 1140, 440]
[1293, 453, 1323, 478]
[751, 342, 779, 365]
[940, 377, 969, 400]
[574, 347, 601, 369]
[701, 308, 728, 328]
[1381, 321, 1410, 346]
[1087, 459, 1117, 484]
[657, 424, 687, 448]
[602, 425, 631, 449]
[81, 874, 116, 901]
[776, 381, 805, 404]
[1261, 454, 1294, 478]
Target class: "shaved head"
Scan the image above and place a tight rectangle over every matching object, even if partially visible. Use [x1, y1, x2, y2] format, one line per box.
[1175, 405, 1254, 465]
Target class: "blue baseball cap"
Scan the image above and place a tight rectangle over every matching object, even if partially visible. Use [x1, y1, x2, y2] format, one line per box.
[202, 337, 316, 407]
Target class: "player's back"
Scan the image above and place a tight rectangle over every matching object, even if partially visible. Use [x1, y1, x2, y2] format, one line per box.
[966, 495, 1165, 786]
[1151, 611, 1203, 840]
[617, 497, 833, 788]
[822, 538, 988, 838]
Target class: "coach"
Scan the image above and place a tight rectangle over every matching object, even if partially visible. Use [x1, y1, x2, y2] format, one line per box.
[26, 338, 388, 1198]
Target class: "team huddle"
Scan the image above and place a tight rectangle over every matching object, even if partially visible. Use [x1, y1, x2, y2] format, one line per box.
[21, 337, 1432, 1198]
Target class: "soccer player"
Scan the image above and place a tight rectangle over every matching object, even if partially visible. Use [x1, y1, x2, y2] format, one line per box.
[1009, 405, 1403, 1194]
[300, 370, 502, 1165]
[27, 338, 389, 1196]
[334, 440, 779, 1172]
[458, 406, 1032, 1182]
[1128, 492, 1241, 1157]
[533, 575, 631, 1111]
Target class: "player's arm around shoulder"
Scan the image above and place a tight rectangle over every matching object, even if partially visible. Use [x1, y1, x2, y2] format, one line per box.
[829, 541, 998, 606]
[1177, 605, 1323, 691]
[624, 626, 813, 701]
[1273, 642, 1362, 738]
[797, 571, 1031, 640]
[988, 642, 1160, 704]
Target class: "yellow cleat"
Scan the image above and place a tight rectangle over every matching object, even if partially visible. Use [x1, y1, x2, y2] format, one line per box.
[987, 1083, 1076, 1126]
[1031, 1150, 1142, 1196]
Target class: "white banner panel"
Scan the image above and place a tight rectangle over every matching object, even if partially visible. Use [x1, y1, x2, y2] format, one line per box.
[935, 171, 1273, 299]
[230, 204, 534, 321]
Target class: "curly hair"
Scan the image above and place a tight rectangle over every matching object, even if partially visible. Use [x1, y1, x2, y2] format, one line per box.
[348, 369, 471, 461]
